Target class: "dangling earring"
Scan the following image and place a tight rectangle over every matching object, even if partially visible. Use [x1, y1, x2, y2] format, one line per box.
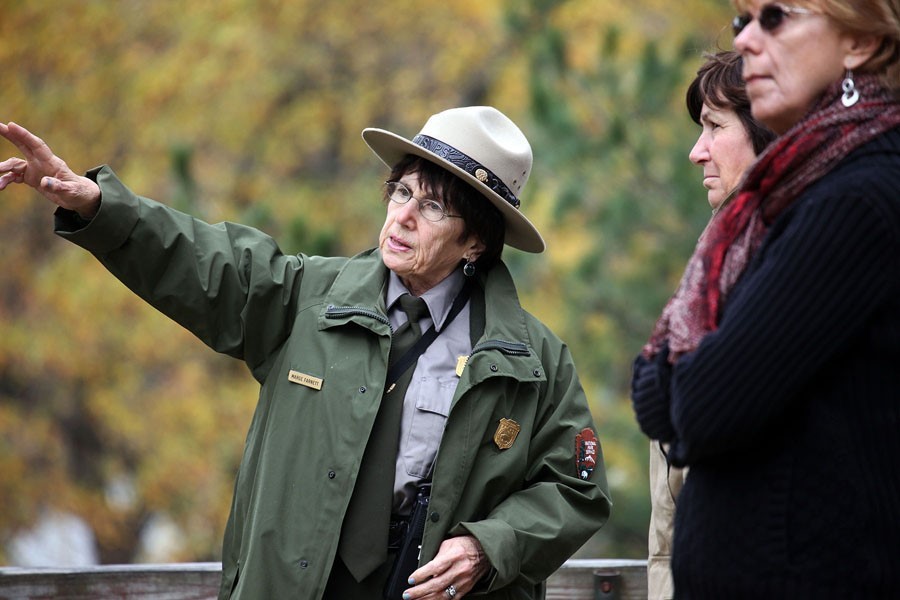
[463, 259, 476, 277]
[842, 70, 859, 107]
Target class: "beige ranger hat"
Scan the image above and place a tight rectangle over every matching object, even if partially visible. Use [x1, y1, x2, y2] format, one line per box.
[362, 106, 545, 253]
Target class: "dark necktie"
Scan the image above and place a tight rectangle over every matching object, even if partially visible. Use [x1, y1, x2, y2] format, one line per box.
[338, 294, 429, 582]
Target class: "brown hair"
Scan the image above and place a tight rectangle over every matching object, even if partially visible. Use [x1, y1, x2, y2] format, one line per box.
[686, 50, 777, 154]
[732, 0, 900, 94]
[385, 155, 505, 270]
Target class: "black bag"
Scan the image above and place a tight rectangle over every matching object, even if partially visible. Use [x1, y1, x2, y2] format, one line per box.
[384, 484, 431, 600]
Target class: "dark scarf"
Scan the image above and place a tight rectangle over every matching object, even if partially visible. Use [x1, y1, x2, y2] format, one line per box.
[644, 75, 900, 360]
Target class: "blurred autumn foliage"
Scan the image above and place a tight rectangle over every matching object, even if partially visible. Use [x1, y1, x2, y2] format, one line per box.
[1, 0, 735, 563]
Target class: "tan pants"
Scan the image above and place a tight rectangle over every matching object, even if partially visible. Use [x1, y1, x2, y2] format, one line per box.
[647, 441, 687, 600]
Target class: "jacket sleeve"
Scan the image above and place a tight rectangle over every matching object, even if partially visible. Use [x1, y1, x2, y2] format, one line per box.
[54, 165, 304, 382]
[667, 177, 900, 466]
[454, 340, 612, 590]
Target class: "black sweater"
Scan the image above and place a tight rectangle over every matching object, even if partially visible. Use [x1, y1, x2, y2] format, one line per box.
[632, 126, 900, 599]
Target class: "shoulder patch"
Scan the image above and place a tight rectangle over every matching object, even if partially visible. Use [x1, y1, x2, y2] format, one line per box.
[576, 428, 598, 481]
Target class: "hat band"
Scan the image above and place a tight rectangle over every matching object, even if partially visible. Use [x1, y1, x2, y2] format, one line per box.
[412, 134, 521, 209]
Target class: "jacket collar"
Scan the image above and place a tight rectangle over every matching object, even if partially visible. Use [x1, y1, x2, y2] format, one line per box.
[323, 249, 390, 312]
[476, 260, 533, 349]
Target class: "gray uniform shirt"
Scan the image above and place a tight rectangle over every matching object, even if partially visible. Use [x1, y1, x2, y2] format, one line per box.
[386, 269, 471, 514]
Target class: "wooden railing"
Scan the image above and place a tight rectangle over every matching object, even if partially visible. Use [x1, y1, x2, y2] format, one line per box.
[0, 559, 648, 599]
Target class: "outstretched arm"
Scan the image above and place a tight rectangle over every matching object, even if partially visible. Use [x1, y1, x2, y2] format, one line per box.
[0, 122, 101, 219]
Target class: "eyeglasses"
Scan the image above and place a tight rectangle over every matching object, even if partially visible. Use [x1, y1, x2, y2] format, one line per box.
[732, 3, 814, 36]
[385, 180, 462, 222]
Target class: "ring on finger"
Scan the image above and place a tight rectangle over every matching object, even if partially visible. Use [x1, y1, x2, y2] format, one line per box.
[445, 584, 457, 598]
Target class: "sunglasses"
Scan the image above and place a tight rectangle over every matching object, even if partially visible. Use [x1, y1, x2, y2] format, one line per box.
[732, 3, 814, 36]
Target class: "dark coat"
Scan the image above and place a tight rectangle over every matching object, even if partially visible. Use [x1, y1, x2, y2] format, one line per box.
[633, 127, 900, 598]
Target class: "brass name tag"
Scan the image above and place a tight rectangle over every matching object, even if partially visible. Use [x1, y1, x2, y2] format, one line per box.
[288, 370, 323, 390]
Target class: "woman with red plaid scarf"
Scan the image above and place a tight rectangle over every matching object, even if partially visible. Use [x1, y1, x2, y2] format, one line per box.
[632, 0, 900, 598]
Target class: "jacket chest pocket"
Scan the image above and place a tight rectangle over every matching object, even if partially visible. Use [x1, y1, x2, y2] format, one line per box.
[401, 375, 458, 478]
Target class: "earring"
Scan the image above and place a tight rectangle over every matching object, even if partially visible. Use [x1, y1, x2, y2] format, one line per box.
[463, 259, 476, 277]
[841, 70, 859, 107]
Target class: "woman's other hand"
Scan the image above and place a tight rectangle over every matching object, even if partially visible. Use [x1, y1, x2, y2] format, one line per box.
[631, 346, 676, 443]
[0, 122, 101, 219]
[403, 535, 490, 599]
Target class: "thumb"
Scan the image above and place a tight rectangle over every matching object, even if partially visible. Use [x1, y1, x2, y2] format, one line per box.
[40, 176, 62, 192]
[39, 173, 101, 217]
[39, 175, 80, 208]
[40, 175, 80, 199]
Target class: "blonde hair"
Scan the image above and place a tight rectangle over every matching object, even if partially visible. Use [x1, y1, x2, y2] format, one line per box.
[732, 0, 900, 93]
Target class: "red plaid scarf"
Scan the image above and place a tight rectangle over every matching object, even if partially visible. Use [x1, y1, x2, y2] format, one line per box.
[644, 75, 900, 360]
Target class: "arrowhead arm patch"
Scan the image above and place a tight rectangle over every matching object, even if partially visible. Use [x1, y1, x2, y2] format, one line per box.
[575, 428, 598, 481]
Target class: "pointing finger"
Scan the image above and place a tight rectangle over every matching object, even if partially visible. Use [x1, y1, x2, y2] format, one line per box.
[4, 122, 54, 160]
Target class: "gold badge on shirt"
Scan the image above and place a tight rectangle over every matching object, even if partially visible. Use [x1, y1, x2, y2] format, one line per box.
[455, 355, 469, 377]
[493, 418, 520, 450]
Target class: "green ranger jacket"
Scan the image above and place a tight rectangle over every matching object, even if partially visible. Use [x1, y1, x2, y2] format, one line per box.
[57, 167, 612, 599]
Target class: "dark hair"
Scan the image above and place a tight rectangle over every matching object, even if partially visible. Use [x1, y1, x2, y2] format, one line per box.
[386, 155, 505, 270]
[686, 50, 776, 155]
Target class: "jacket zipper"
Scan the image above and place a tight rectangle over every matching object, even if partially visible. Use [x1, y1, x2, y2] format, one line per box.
[471, 339, 530, 357]
[325, 305, 392, 333]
